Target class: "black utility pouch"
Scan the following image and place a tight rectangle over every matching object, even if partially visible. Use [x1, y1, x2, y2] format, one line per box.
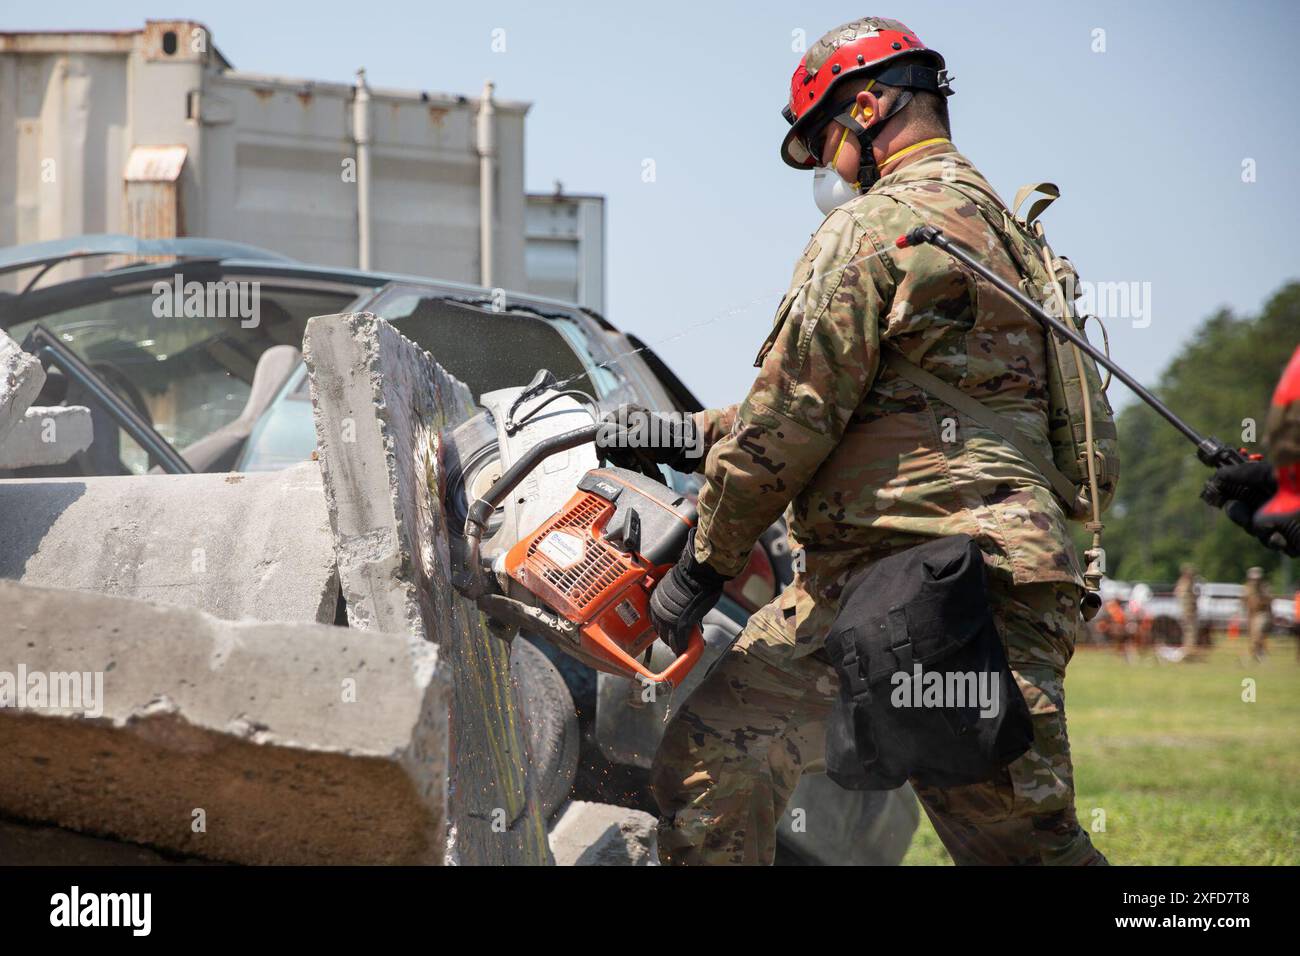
[823, 534, 1033, 791]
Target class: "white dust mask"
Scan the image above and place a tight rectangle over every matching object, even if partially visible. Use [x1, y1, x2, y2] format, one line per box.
[811, 107, 865, 216]
[812, 164, 860, 216]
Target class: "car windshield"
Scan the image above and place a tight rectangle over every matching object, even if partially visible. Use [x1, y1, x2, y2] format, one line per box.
[5, 283, 358, 473]
[368, 287, 605, 400]
[235, 285, 617, 472]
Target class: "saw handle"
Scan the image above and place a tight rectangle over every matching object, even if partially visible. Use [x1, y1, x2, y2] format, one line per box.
[458, 422, 603, 597]
[585, 624, 706, 690]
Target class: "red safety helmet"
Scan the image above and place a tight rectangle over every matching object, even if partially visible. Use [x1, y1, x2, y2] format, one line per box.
[781, 17, 950, 169]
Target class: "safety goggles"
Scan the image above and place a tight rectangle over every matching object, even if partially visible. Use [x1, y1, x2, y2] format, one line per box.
[798, 100, 865, 167]
[796, 82, 875, 166]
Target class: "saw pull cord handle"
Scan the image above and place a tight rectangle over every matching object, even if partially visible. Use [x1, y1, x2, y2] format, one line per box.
[464, 422, 602, 534]
[583, 623, 706, 689]
[462, 416, 655, 542]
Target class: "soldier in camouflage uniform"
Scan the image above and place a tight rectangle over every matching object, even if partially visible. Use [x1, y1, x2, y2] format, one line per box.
[645, 17, 1108, 865]
[1243, 567, 1273, 659]
[1174, 564, 1200, 647]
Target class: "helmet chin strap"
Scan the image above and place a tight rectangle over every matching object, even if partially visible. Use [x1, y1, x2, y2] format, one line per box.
[832, 90, 914, 190]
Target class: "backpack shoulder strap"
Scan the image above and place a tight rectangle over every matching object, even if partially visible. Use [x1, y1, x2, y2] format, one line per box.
[935, 175, 1057, 230]
[1011, 182, 1060, 227]
[881, 350, 1079, 506]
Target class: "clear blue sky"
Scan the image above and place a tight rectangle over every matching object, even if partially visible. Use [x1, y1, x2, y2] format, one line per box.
[16, 1, 1300, 408]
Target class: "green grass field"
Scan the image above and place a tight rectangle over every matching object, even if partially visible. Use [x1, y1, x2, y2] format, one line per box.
[901, 637, 1300, 865]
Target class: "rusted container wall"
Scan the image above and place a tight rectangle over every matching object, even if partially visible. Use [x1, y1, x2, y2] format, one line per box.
[0, 20, 530, 293]
[525, 192, 605, 312]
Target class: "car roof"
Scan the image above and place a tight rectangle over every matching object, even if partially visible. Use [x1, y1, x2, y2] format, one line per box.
[0, 233, 617, 329]
[0, 234, 294, 279]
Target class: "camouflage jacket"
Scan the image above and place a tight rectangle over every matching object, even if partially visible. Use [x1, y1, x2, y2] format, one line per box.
[1174, 575, 1198, 614]
[692, 141, 1083, 655]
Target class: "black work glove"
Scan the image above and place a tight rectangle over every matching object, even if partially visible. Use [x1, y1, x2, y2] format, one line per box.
[1203, 460, 1298, 556]
[596, 404, 704, 474]
[649, 529, 731, 655]
[1255, 505, 1300, 558]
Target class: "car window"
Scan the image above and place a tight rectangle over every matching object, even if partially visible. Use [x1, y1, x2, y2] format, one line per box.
[368, 288, 604, 401]
[6, 285, 357, 473]
[549, 320, 622, 398]
[239, 289, 635, 472]
[236, 363, 316, 472]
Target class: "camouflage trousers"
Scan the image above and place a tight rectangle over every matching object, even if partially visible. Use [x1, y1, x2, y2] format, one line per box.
[651, 579, 1108, 866]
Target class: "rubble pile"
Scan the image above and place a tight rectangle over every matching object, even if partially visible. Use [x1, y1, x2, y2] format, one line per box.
[0, 317, 640, 866]
[0, 329, 92, 469]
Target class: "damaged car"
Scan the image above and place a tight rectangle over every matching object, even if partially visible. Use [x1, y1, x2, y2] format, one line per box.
[0, 233, 918, 865]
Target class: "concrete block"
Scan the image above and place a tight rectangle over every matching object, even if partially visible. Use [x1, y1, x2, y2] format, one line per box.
[0, 579, 449, 865]
[304, 312, 551, 865]
[548, 801, 657, 866]
[0, 461, 338, 624]
[0, 329, 45, 445]
[0, 405, 93, 468]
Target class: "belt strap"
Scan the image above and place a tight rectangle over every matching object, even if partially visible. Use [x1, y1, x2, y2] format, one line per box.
[882, 350, 1079, 507]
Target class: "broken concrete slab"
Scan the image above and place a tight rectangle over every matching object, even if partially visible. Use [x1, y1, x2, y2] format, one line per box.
[0, 579, 449, 865]
[548, 801, 657, 866]
[0, 461, 338, 624]
[0, 405, 93, 469]
[0, 329, 45, 445]
[304, 311, 551, 865]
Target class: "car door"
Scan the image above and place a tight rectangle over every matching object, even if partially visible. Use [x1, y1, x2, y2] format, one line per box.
[2, 267, 370, 476]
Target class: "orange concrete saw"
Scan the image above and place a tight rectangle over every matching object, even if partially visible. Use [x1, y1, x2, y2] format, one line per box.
[454, 422, 705, 689]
